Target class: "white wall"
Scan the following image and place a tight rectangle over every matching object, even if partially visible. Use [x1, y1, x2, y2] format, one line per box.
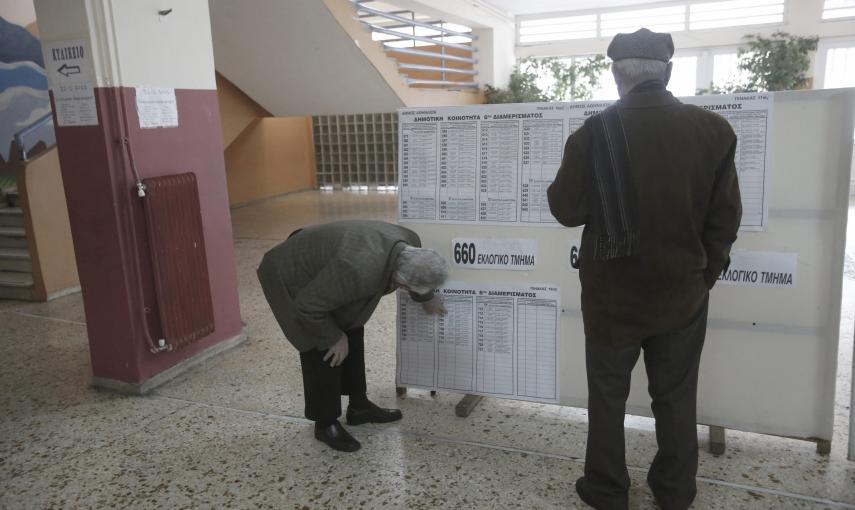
[33, 0, 216, 90]
[209, 0, 404, 117]
[0, 0, 36, 26]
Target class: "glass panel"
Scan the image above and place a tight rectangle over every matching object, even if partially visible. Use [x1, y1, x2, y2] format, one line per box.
[689, 0, 784, 30]
[712, 52, 752, 89]
[669, 55, 698, 97]
[823, 0, 855, 19]
[600, 5, 687, 36]
[519, 14, 597, 43]
[824, 46, 855, 88]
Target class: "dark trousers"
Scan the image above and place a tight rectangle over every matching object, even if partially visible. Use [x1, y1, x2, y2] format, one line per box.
[583, 296, 708, 510]
[299, 327, 368, 423]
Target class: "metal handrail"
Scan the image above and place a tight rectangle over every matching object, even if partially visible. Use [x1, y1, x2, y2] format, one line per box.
[352, 1, 479, 89]
[384, 46, 477, 64]
[365, 24, 476, 52]
[354, 3, 477, 40]
[405, 79, 479, 88]
[398, 63, 477, 75]
[13, 113, 55, 161]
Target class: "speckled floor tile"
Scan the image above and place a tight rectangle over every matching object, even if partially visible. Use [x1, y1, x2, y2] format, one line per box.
[3, 191, 855, 509]
[3, 292, 87, 324]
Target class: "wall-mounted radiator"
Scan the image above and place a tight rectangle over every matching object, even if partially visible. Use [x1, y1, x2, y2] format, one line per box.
[141, 172, 215, 350]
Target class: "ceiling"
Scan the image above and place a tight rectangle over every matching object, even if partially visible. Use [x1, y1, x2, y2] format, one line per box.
[480, 0, 669, 16]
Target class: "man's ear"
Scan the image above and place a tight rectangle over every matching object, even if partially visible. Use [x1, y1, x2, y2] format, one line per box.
[664, 61, 673, 86]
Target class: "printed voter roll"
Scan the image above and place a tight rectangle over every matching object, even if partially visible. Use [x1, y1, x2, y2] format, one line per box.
[398, 105, 570, 226]
[396, 282, 560, 403]
[399, 94, 772, 231]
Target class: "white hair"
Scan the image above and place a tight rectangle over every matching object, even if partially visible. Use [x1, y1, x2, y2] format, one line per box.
[612, 58, 670, 95]
[394, 246, 449, 294]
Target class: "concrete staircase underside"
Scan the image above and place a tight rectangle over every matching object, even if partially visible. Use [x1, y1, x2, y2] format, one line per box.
[0, 208, 35, 301]
[208, 0, 480, 117]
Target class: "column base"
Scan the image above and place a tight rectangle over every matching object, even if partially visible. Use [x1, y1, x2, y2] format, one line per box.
[92, 330, 247, 395]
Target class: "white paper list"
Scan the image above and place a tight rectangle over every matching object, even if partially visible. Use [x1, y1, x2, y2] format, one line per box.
[437, 296, 475, 391]
[520, 119, 565, 223]
[399, 95, 772, 231]
[683, 94, 773, 231]
[397, 293, 437, 388]
[475, 296, 515, 395]
[479, 121, 519, 223]
[400, 122, 438, 221]
[439, 121, 477, 221]
[396, 281, 560, 403]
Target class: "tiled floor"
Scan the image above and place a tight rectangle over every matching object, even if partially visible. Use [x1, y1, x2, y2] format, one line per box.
[1, 189, 854, 509]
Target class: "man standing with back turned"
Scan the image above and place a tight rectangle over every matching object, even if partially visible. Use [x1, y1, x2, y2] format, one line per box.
[547, 29, 742, 510]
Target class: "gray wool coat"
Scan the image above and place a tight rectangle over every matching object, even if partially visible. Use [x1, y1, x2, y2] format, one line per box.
[257, 220, 428, 352]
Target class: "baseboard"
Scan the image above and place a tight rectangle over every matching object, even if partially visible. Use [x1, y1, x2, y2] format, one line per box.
[92, 330, 248, 395]
[47, 285, 81, 301]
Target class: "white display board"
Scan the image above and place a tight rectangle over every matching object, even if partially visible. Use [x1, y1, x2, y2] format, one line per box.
[397, 89, 855, 442]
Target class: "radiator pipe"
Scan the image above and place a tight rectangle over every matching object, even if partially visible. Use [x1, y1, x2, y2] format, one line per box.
[114, 89, 172, 354]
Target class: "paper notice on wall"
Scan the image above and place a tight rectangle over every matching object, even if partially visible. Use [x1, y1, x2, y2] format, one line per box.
[46, 39, 98, 126]
[136, 87, 178, 128]
[451, 238, 537, 270]
[717, 250, 797, 288]
[397, 281, 560, 403]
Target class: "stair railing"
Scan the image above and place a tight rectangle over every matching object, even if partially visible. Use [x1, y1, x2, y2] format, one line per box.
[14, 113, 56, 161]
[352, 1, 479, 89]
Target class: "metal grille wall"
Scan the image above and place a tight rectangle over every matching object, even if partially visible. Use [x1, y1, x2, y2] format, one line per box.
[312, 113, 398, 189]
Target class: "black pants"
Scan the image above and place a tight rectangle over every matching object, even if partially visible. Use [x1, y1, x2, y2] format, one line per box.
[583, 296, 708, 510]
[299, 327, 368, 423]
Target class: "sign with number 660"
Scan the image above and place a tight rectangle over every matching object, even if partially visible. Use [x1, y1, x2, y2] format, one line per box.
[450, 238, 538, 271]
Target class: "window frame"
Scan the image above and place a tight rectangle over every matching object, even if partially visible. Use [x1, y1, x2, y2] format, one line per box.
[815, 36, 855, 89]
[516, 0, 788, 48]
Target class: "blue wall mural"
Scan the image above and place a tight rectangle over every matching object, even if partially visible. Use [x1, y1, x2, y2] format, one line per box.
[0, 16, 55, 173]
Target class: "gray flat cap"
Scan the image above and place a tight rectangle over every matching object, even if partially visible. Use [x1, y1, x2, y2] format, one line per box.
[607, 28, 674, 62]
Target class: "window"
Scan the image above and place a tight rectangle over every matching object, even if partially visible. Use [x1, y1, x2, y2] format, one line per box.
[669, 56, 699, 96]
[590, 68, 619, 101]
[712, 52, 752, 89]
[689, 0, 785, 30]
[823, 46, 855, 88]
[518, 15, 597, 43]
[517, 0, 786, 45]
[823, 0, 855, 20]
[600, 5, 687, 37]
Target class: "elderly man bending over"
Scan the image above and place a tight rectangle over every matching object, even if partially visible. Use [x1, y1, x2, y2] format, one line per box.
[257, 220, 448, 452]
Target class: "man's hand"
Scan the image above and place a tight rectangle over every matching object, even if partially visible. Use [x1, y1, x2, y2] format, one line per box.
[421, 294, 447, 316]
[323, 333, 349, 367]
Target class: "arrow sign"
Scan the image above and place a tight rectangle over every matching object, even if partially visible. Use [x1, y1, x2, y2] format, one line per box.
[57, 64, 81, 77]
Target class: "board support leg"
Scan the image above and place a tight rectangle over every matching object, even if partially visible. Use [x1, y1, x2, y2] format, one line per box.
[816, 439, 831, 455]
[396, 386, 407, 397]
[455, 394, 483, 418]
[709, 425, 726, 456]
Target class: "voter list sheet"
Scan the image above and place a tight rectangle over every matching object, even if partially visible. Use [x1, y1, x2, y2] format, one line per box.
[398, 94, 772, 231]
[396, 281, 560, 403]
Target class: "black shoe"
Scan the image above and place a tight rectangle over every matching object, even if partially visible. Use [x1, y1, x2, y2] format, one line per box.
[575, 477, 628, 510]
[346, 401, 403, 425]
[314, 421, 361, 452]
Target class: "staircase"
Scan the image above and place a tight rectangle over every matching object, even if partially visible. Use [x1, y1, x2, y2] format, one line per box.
[0, 206, 34, 301]
[353, 1, 479, 89]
